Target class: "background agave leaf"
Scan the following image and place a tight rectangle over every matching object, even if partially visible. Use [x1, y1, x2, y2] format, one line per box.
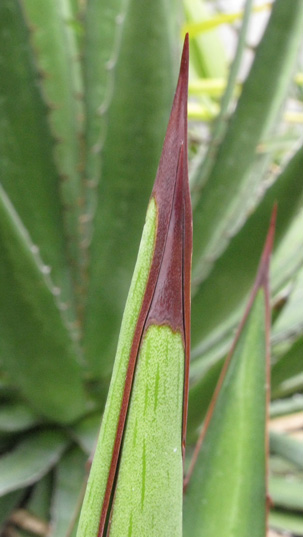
[272, 337, 303, 399]
[0, 402, 40, 434]
[8, 473, 53, 536]
[269, 475, 303, 512]
[192, 0, 303, 284]
[270, 431, 303, 471]
[184, 288, 269, 537]
[0, 185, 87, 423]
[83, 0, 181, 378]
[0, 490, 25, 529]
[187, 143, 303, 441]
[0, 0, 75, 311]
[191, 143, 303, 352]
[48, 447, 87, 537]
[19, 0, 84, 284]
[0, 430, 68, 496]
[269, 511, 303, 537]
[189, 0, 254, 195]
[183, 216, 273, 537]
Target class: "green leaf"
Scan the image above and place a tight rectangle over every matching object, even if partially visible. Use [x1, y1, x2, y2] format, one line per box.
[77, 198, 157, 537]
[187, 151, 303, 439]
[191, 145, 303, 351]
[26, 473, 53, 520]
[190, 0, 254, 198]
[106, 327, 184, 537]
[270, 396, 303, 418]
[184, 292, 268, 537]
[49, 447, 87, 537]
[270, 431, 303, 471]
[272, 265, 303, 348]
[0, 185, 87, 423]
[0, 402, 40, 434]
[83, 0, 180, 377]
[270, 510, 303, 536]
[184, 215, 274, 537]
[271, 209, 303, 298]
[0, 0, 75, 311]
[192, 0, 303, 283]
[187, 358, 223, 444]
[269, 475, 303, 512]
[0, 430, 68, 496]
[71, 412, 101, 455]
[0, 490, 24, 529]
[272, 337, 303, 398]
[19, 0, 84, 280]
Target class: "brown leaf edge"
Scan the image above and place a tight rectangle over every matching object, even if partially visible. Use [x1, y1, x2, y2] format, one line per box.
[97, 34, 192, 537]
[183, 204, 277, 534]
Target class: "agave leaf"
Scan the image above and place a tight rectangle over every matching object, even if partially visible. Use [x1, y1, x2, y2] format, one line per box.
[72, 412, 102, 455]
[77, 36, 191, 537]
[270, 431, 303, 471]
[11, 473, 53, 534]
[49, 447, 87, 537]
[269, 475, 303, 512]
[192, 0, 303, 284]
[0, 490, 25, 529]
[269, 510, 303, 536]
[272, 337, 303, 399]
[186, 147, 303, 442]
[270, 396, 303, 418]
[272, 266, 303, 347]
[183, 210, 275, 537]
[83, 0, 180, 377]
[19, 0, 84, 280]
[0, 0, 75, 311]
[82, 0, 127, 219]
[0, 185, 87, 423]
[186, 358, 223, 444]
[0, 430, 68, 497]
[26, 473, 53, 521]
[190, 0, 254, 197]
[191, 144, 303, 351]
[0, 402, 40, 434]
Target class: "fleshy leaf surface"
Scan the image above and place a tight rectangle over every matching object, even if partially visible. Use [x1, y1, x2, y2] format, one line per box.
[0, 185, 87, 422]
[183, 211, 275, 537]
[0, 430, 68, 496]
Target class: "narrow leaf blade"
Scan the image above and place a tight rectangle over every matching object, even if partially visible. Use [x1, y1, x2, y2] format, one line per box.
[183, 212, 275, 537]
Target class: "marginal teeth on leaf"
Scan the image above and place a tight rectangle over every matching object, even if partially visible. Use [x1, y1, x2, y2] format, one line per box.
[106, 59, 116, 71]
[115, 13, 125, 25]
[52, 287, 61, 296]
[41, 265, 51, 275]
[30, 245, 39, 254]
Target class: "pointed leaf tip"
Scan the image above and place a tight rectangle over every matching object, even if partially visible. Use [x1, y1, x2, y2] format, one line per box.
[152, 34, 188, 202]
[146, 145, 184, 334]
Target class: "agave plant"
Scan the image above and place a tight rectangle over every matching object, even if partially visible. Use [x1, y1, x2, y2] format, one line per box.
[0, 0, 303, 536]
